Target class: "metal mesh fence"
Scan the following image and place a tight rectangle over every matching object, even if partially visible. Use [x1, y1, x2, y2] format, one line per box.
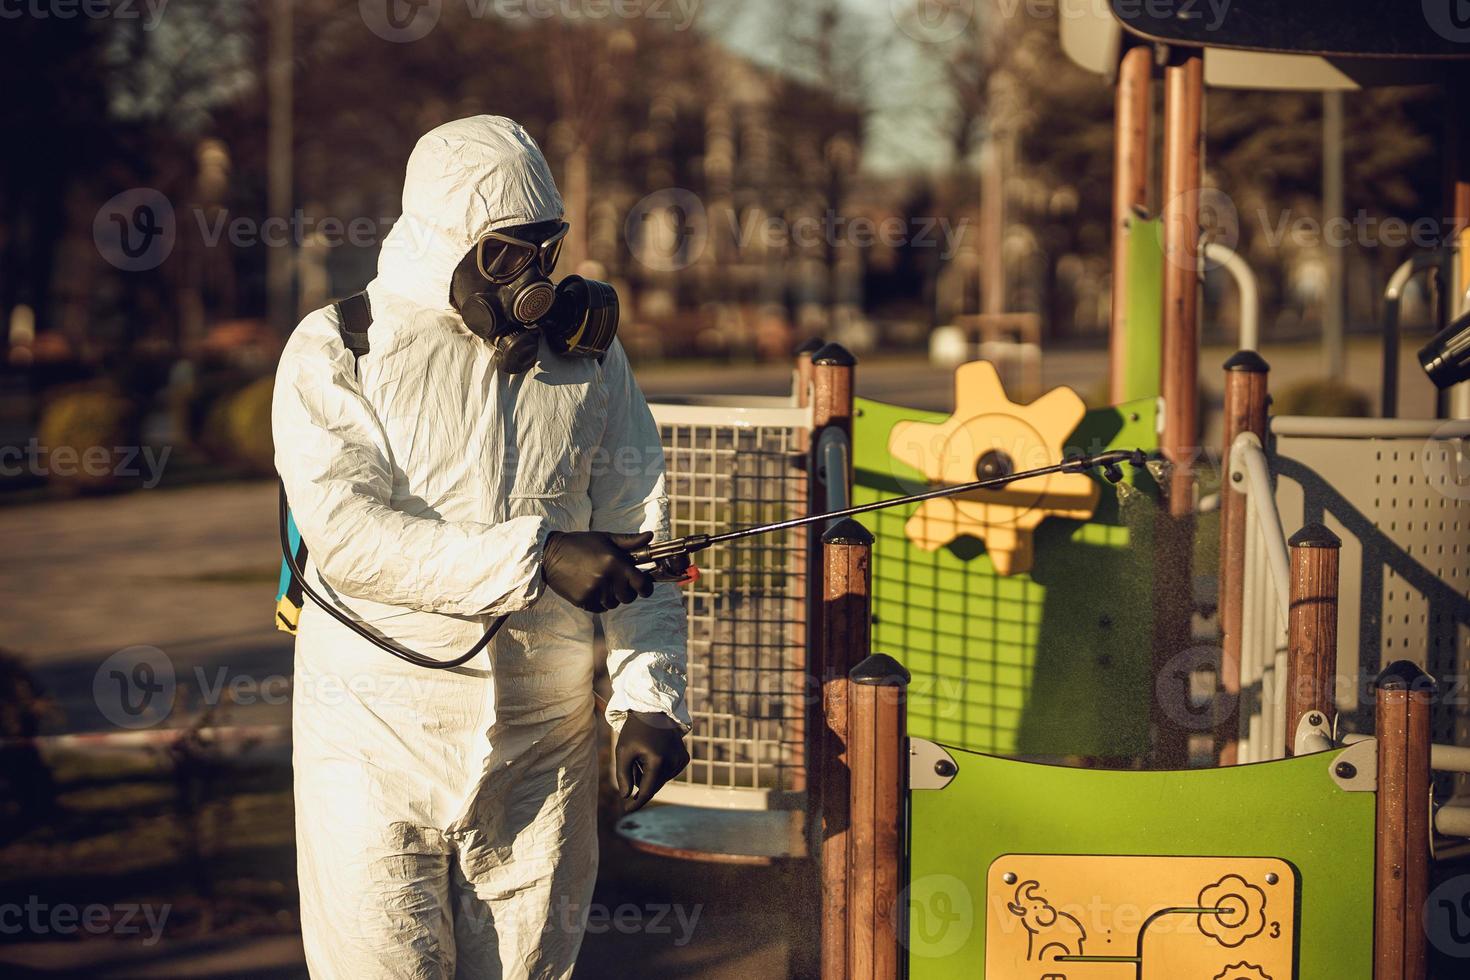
[659, 420, 809, 796]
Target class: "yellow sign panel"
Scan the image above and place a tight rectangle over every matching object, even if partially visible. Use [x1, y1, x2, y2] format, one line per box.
[984, 854, 1296, 980]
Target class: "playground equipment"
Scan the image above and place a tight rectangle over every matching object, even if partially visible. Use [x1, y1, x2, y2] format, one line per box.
[821, 502, 1469, 979]
[620, 5, 1470, 976]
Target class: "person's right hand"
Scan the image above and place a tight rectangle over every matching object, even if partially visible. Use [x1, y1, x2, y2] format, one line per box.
[541, 531, 655, 613]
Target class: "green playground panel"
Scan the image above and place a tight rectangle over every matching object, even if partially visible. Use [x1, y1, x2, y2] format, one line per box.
[853, 396, 1160, 758]
[907, 746, 1376, 977]
[1122, 215, 1164, 403]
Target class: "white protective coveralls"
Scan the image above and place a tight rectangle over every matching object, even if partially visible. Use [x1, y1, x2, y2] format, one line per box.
[272, 115, 690, 979]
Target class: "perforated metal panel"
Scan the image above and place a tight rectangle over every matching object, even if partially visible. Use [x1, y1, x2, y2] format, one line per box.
[1271, 419, 1470, 776]
[648, 400, 812, 809]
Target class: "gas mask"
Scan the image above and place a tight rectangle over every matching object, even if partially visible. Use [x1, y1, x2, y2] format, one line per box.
[457, 221, 619, 374]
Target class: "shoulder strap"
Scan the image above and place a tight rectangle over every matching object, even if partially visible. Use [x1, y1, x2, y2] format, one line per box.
[334, 291, 373, 367]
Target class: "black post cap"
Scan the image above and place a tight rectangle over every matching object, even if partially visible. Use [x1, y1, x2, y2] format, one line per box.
[1287, 522, 1341, 549]
[1375, 660, 1437, 693]
[850, 652, 911, 686]
[821, 517, 873, 546]
[812, 342, 856, 367]
[1223, 350, 1270, 373]
[794, 337, 826, 357]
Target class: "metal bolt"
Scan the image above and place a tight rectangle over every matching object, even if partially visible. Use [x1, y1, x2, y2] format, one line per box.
[1335, 761, 1358, 780]
[1308, 713, 1323, 726]
[1002, 872, 1017, 885]
[1231, 471, 1244, 483]
[934, 759, 957, 779]
[1265, 872, 1279, 885]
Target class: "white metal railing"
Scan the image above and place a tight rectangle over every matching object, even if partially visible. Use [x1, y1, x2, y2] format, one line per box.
[1230, 431, 1291, 763]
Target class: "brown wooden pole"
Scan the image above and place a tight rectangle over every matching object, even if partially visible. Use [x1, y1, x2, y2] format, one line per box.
[1150, 47, 1204, 767]
[1109, 42, 1153, 404]
[1216, 351, 1270, 764]
[794, 336, 825, 407]
[1374, 661, 1434, 980]
[1159, 46, 1203, 511]
[817, 518, 872, 980]
[1285, 522, 1340, 755]
[848, 653, 909, 980]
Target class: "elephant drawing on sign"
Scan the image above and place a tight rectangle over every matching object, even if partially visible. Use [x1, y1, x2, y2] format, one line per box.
[1006, 880, 1087, 961]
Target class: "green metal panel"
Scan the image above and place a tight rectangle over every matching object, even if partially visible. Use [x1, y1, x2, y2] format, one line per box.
[853, 396, 1160, 758]
[1123, 216, 1164, 403]
[907, 746, 1377, 977]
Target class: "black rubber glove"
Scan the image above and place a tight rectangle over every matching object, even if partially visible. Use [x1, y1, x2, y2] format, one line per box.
[615, 710, 691, 813]
[542, 530, 656, 613]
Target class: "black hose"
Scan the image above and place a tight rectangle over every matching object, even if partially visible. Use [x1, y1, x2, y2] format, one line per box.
[278, 482, 505, 670]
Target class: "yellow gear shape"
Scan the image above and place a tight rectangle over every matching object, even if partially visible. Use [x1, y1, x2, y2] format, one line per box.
[887, 361, 1099, 576]
[1213, 963, 1273, 980]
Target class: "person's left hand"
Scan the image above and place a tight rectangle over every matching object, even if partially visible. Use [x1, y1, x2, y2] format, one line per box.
[614, 711, 690, 813]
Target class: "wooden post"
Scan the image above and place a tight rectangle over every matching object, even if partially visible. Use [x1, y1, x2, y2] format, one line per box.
[811, 343, 856, 494]
[1374, 661, 1434, 980]
[1109, 42, 1153, 404]
[848, 653, 909, 980]
[1151, 46, 1204, 767]
[817, 518, 872, 980]
[794, 336, 825, 407]
[1285, 522, 1340, 755]
[1217, 351, 1270, 764]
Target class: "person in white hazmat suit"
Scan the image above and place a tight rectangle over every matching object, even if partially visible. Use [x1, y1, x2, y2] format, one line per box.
[272, 115, 691, 979]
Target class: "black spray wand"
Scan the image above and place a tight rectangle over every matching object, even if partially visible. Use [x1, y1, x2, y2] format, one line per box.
[629, 448, 1151, 574]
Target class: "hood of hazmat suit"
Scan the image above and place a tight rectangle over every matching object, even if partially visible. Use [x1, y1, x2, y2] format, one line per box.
[272, 115, 689, 980]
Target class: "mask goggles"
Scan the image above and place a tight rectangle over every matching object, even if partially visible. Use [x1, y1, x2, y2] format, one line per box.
[462, 221, 619, 373]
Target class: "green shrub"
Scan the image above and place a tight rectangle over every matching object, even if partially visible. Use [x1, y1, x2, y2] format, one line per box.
[202, 375, 275, 475]
[1274, 378, 1371, 418]
[35, 388, 141, 495]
